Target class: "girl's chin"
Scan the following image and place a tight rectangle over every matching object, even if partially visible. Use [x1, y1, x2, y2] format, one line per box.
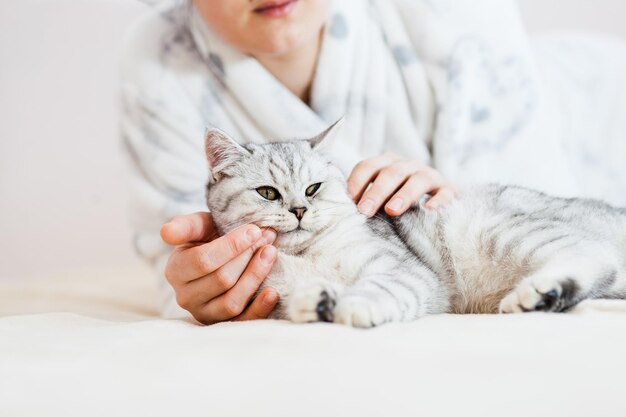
[247, 36, 302, 57]
[244, 20, 313, 56]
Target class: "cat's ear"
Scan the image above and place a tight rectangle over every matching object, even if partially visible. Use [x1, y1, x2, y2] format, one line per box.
[309, 117, 344, 150]
[204, 127, 250, 182]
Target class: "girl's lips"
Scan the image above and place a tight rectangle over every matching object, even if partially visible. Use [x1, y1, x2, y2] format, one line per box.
[253, 0, 298, 18]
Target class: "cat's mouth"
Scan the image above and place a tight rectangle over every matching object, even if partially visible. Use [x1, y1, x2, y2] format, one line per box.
[283, 225, 307, 234]
[273, 225, 314, 250]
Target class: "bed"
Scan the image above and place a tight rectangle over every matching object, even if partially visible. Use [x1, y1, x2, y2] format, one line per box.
[1, 269, 626, 416]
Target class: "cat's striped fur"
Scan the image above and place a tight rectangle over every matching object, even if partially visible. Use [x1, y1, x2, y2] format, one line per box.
[204, 123, 626, 327]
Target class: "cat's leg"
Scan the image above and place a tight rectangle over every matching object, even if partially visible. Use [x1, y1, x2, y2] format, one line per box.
[286, 243, 447, 327]
[287, 279, 344, 323]
[333, 261, 447, 328]
[499, 242, 624, 313]
[287, 266, 445, 326]
[261, 253, 340, 322]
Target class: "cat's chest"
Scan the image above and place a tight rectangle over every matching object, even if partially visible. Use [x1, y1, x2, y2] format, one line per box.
[266, 242, 366, 292]
[279, 250, 359, 280]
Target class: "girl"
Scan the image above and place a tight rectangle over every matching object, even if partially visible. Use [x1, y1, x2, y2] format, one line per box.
[120, 0, 626, 324]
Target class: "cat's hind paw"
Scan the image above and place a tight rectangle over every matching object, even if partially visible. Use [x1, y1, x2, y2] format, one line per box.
[499, 277, 581, 313]
[287, 281, 337, 323]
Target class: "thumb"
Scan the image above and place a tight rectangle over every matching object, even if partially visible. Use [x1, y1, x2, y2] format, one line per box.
[160, 212, 217, 245]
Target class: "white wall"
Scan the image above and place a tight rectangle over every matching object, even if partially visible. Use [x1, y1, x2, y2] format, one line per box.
[519, 0, 626, 37]
[0, 0, 625, 281]
[0, 0, 149, 281]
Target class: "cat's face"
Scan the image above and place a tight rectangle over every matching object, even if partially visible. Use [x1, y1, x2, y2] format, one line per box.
[205, 121, 356, 249]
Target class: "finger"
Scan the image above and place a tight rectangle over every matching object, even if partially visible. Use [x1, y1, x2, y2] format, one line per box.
[160, 212, 218, 245]
[198, 227, 276, 291]
[233, 288, 280, 321]
[384, 171, 444, 216]
[347, 153, 401, 202]
[175, 229, 277, 307]
[425, 186, 457, 209]
[198, 245, 277, 323]
[165, 224, 263, 282]
[357, 162, 417, 217]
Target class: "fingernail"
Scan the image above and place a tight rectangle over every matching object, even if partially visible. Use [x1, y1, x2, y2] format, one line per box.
[264, 290, 279, 306]
[260, 245, 276, 264]
[387, 198, 403, 212]
[246, 227, 262, 242]
[358, 199, 375, 215]
[261, 229, 277, 244]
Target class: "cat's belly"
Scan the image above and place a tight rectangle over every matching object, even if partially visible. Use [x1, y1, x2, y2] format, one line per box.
[448, 260, 528, 314]
[442, 203, 533, 314]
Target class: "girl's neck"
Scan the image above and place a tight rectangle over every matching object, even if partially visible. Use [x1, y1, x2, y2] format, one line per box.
[253, 30, 323, 105]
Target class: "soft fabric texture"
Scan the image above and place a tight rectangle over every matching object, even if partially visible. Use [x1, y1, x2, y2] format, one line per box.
[1, 271, 626, 417]
[120, 0, 626, 317]
[4, 249, 623, 417]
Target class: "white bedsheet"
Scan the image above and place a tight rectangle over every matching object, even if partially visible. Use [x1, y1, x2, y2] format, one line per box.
[1, 268, 626, 417]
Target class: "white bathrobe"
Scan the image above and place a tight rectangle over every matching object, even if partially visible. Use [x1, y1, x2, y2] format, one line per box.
[120, 0, 626, 317]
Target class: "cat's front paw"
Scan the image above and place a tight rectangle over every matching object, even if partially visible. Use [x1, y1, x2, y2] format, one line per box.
[499, 277, 581, 313]
[287, 282, 337, 323]
[333, 296, 385, 328]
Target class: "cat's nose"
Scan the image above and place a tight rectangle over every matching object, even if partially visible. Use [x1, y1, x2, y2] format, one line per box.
[289, 206, 307, 221]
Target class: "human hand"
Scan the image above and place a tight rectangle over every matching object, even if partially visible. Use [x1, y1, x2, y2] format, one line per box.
[347, 152, 456, 217]
[161, 212, 279, 324]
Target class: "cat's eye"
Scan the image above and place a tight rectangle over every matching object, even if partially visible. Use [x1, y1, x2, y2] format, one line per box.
[256, 186, 280, 201]
[305, 183, 322, 197]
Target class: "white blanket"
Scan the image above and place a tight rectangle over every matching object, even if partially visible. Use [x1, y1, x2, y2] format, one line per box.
[1, 269, 626, 417]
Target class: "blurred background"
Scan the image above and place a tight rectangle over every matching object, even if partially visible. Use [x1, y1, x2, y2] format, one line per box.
[1, 0, 625, 283]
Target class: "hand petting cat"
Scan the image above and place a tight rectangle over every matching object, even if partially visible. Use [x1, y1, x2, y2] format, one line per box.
[160, 212, 280, 324]
[347, 152, 457, 217]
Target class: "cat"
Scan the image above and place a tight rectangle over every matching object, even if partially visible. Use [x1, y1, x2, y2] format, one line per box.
[204, 121, 626, 327]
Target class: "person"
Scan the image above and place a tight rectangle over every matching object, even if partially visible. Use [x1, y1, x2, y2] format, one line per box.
[120, 0, 626, 324]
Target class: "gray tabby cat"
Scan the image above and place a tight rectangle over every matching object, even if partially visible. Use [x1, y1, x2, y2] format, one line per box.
[204, 121, 626, 327]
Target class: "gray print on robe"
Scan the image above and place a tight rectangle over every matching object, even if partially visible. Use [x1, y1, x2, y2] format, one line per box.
[440, 37, 536, 164]
[328, 13, 349, 39]
[392, 45, 419, 66]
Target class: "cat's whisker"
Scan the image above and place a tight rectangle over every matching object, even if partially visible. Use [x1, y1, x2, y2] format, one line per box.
[312, 204, 349, 213]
